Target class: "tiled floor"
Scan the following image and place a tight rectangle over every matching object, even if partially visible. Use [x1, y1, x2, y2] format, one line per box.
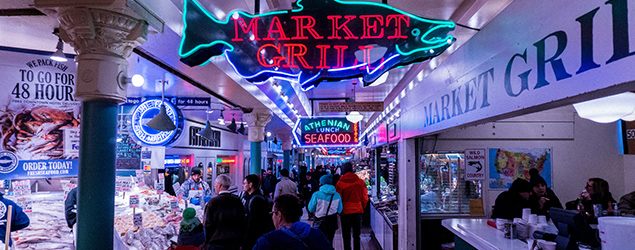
[301, 209, 381, 250]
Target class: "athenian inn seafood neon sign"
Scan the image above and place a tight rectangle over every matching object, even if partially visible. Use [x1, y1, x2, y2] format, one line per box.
[294, 117, 359, 147]
[179, 0, 455, 91]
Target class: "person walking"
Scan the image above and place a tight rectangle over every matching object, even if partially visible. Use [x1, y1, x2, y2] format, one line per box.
[241, 174, 275, 250]
[253, 194, 334, 250]
[308, 174, 343, 245]
[203, 174, 245, 250]
[335, 162, 368, 250]
[0, 191, 30, 249]
[274, 169, 297, 198]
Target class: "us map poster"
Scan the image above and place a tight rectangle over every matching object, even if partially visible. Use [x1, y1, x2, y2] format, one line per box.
[0, 48, 80, 180]
[488, 148, 552, 190]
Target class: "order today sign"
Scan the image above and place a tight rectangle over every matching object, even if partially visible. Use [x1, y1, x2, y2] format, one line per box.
[465, 149, 486, 181]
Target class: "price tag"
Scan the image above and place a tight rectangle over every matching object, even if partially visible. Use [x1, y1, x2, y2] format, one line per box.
[170, 199, 179, 212]
[136, 170, 145, 187]
[156, 182, 164, 195]
[129, 195, 139, 208]
[17, 196, 32, 213]
[177, 193, 183, 201]
[133, 213, 143, 227]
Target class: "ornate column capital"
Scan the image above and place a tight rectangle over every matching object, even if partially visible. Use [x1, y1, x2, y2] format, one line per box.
[244, 109, 272, 142]
[277, 131, 294, 151]
[57, 7, 147, 102]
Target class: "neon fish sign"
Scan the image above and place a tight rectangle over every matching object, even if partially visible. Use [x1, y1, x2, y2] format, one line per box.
[179, 0, 455, 90]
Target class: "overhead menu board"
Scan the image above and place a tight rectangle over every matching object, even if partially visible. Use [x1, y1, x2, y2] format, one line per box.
[294, 117, 359, 147]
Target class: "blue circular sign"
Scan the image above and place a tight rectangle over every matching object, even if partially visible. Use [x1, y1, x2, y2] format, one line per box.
[0, 151, 18, 174]
[130, 99, 184, 146]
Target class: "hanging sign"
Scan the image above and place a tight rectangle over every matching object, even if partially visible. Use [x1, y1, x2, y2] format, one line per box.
[130, 99, 184, 146]
[293, 117, 359, 147]
[179, 0, 455, 90]
[465, 149, 486, 181]
[319, 102, 384, 113]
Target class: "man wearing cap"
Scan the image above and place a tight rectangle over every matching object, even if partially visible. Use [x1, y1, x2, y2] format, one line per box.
[335, 162, 368, 250]
[181, 167, 212, 206]
[308, 174, 343, 245]
[528, 169, 562, 217]
[492, 178, 533, 219]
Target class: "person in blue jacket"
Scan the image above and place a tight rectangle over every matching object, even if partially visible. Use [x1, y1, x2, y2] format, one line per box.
[0, 191, 30, 248]
[308, 174, 343, 245]
[253, 194, 333, 250]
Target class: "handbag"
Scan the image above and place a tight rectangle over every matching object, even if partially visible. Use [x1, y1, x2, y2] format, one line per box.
[313, 194, 338, 231]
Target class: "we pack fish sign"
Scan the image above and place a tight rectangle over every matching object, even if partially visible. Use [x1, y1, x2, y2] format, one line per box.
[294, 117, 359, 147]
[179, 0, 455, 90]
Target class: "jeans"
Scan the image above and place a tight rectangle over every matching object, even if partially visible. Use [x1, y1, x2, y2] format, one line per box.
[340, 213, 362, 250]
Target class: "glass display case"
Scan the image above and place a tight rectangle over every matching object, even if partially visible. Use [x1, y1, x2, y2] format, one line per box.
[419, 152, 482, 214]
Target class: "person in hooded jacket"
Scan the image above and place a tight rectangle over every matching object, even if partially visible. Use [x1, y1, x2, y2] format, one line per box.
[492, 178, 532, 220]
[335, 162, 368, 250]
[308, 174, 343, 245]
[528, 169, 562, 218]
[0, 191, 30, 249]
[253, 194, 333, 250]
[177, 208, 206, 247]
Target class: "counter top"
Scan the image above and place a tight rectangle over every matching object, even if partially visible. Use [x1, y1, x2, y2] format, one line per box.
[442, 218, 528, 250]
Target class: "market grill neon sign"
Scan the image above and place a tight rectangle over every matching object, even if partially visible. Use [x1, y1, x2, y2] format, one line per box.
[294, 117, 359, 147]
[179, 0, 455, 90]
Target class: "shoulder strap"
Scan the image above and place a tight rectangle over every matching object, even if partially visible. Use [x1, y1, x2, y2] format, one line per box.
[325, 194, 334, 216]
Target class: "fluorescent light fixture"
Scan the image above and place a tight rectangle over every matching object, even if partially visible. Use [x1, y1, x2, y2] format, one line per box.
[573, 92, 635, 123]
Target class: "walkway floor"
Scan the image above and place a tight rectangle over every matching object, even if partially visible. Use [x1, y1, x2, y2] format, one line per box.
[301, 209, 381, 250]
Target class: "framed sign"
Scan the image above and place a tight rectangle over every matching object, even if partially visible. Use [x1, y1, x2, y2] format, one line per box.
[464, 149, 486, 181]
[179, 0, 455, 90]
[488, 148, 552, 190]
[293, 117, 359, 147]
[130, 99, 184, 146]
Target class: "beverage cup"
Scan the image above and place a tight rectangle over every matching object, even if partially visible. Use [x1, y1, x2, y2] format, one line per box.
[528, 214, 538, 224]
[514, 218, 523, 224]
[496, 218, 509, 230]
[539, 240, 557, 250]
[537, 215, 547, 224]
[522, 208, 531, 221]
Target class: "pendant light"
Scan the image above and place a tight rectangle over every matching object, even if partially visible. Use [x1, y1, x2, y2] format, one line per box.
[346, 81, 364, 123]
[218, 110, 226, 125]
[237, 121, 246, 135]
[227, 114, 237, 132]
[146, 79, 176, 131]
[197, 109, 214, 140]
[50, 28, 67, 62]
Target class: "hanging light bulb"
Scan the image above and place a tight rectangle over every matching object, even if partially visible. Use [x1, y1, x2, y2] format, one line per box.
[346, 82, 364, 123]
[146, 79, 176, 131]
[218, 110, 225, 125]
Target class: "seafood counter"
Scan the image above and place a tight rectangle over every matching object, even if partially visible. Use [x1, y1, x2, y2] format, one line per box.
[9, 186, 194, 250]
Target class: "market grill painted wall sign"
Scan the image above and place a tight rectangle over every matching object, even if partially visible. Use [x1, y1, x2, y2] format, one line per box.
[179, 0, 455, 90]
[294, 117, 359, 147]
[130, 99, 184, 146]
[402, 0, 635, 138]
[0, 48, 80, 180]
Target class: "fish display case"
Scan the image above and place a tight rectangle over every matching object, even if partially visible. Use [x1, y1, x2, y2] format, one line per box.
[369, 143, 399, 250]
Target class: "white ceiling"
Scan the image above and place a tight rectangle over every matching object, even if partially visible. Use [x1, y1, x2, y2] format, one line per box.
[0, 0, 515, 137]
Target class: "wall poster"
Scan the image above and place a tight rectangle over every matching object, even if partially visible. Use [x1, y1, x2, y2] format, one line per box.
[488, 148, 552, 190]
[0, 48, 79, 180]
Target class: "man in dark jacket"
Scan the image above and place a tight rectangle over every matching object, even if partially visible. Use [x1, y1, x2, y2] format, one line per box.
[528, 169, 562, 217]
[241, 174, 275, 250]
[0, 191, 30, 248]
[262, 168, 278, 198]
[204, 174, 245, 250]
[253, 194, 333, 250]
[493, 179, 532, 219]
[64, 186, 78, 245]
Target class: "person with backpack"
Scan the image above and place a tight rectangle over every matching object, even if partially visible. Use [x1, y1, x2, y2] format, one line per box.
[253, 195, 333, 250]
[241, 174, 275, 250]
[308, 174, 342, 245]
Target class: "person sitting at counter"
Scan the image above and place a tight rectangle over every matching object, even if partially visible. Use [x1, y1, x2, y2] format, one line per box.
[528, 169, 562, 217]
[492, 179, 532, 219]
[618, 190, 635, 215]
[576, 178, 617, 216]
[181, 167, 212, 205]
